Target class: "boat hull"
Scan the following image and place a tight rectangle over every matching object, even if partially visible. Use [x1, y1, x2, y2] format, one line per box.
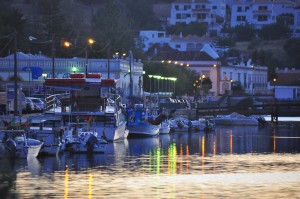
[127, 122, 160, 137]
[213, 118, 258, 126]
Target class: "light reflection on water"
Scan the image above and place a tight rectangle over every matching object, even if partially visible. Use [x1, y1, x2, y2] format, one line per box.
[1, 123, 300, 198]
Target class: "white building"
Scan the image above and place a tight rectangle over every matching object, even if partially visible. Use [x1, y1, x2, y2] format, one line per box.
[140, 30, 215, 52]
[0, 52, 144, 101]
[230, 0, 296, 29]
[169, 0, 225, 34]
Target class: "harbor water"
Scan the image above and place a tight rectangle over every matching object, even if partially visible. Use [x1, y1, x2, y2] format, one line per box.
[1, 118, 300, 198]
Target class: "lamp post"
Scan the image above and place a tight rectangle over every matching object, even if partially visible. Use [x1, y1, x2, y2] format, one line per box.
[148, 75, 153, 93]
[273, 78, 277, 98]
[42, 73, 47, 100]
[86, 38, 95, 76]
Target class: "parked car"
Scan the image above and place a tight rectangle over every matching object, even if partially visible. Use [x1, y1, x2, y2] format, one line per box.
[27, 97, 45, 111]
[24, 97, 35, 112]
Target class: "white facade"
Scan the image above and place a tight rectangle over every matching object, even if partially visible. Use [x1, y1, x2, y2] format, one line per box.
[0, 53, 144, 100]
[220, 62, 268, 95]
[230, 0, 296, 29]
[170, 0, 226, 25]
[293, 7, 300, 37]
[140, 31, 171, 52]
[140, 30, 215, 52]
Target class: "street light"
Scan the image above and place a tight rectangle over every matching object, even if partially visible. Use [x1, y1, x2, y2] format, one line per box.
[273, 78, 277, 97]
[72, 67, 77, 74]
[148, 75, 153, 93]
[86, 38, 95, 76]
[42, 73, 47, 99]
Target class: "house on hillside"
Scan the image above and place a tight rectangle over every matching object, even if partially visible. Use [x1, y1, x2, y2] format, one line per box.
[270, 68, 300, 99]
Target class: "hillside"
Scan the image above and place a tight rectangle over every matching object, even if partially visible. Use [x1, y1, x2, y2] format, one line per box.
[232, 39, 290, 65]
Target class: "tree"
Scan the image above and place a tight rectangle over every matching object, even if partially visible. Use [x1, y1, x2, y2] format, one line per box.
[283, 38, 300, 68]
[259, 23, 291, 40]
[201, 77, 212, 95]
[0, 0, 27, 56]
[143, 61, 200, 96]
[92, 0, 135, 58]
[231, 24, 256, 41]
[124, 0, 160, 30]
[166, 22, 208, 37]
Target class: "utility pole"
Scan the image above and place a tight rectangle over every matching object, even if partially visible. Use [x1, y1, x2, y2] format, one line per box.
[51, 34, 55, 78]
[85, 45, 88, 77]
[129, 50, 133, 99]
[13, 30, 18, 116]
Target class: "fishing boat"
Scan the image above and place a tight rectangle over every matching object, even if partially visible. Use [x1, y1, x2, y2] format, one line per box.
[125, 104, 167, 137]
[0, 130, 43, 158]
[44, 73, 127, 142]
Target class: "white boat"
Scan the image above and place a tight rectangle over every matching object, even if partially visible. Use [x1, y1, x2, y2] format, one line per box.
[169, 116, 191, 132]
[212, 112, 259, 126]
[28, 116, 63, 156]
[62, 130, 108, 154]
[44, 73, 127, 142]
[0, 130, 43, 159]
[159, 120, 171, 134]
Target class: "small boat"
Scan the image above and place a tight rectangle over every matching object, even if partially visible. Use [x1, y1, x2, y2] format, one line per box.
[159, 120, 171, 134]
[212, 112, 259, 126]
[28, 116, 63, 156]
[126, 105, 167, 137]
[169, 116, 190, 132]
[62, 129, 108, 154]
[0, 130, 43, 159]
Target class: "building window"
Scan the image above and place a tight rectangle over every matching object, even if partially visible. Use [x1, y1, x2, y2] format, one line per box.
[237, 16, 246, 21]
[175, 5, 179, 10]
[238, 73, 241, 81]
[176, 14, 181, 19]
[202, 5, 206, 9]
[175, 44, 181, 48]
[184, 5, 191, 10]
[212, 6, 217, 9]
[258, 6, 267, 10]
[197, 13, 206, 19]
[237, 6, 242, 12]
[245, 6, 249, 11]
[258, 15, 268, 21]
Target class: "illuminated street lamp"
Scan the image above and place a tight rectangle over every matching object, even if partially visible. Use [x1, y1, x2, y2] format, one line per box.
[148, 75, 153, 93]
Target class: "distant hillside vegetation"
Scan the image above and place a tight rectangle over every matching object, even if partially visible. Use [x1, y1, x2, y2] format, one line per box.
[232, 39, 290, 65]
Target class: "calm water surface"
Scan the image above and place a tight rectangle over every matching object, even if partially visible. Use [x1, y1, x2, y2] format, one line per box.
[1, 120, 300, 199]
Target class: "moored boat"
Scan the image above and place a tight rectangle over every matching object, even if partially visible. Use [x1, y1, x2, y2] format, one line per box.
[0, 130, 43, 159]
[126, 105, 167, 137]
[212, 112, 259, 126]
[44, 73, 127, 142]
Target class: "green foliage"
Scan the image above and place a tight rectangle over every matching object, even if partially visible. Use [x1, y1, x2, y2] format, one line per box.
[201, 77, 212, 95]
[217, 37, 235, 47]
[276, 14, 294, 26]
[259, 23, 291, 40]
[143, 61, 200, 96]
[166, 22, 208, 37]
[231, 24, 256, 41]
[92, 0, 135, 58]
[124, 0, 161, 30]
[283, 38, 300, 68]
